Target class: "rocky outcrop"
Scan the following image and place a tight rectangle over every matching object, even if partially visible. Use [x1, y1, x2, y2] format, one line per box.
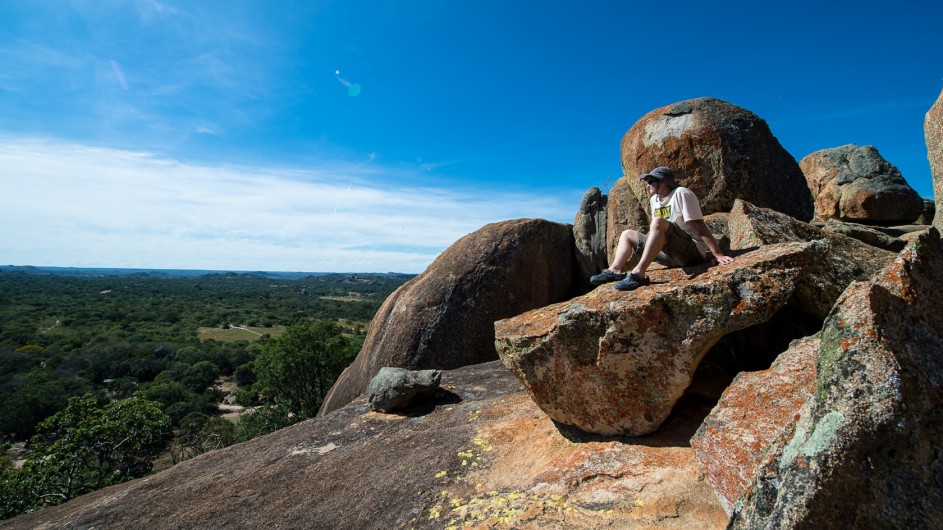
[319, 219, 577, 415]
[617, 97, 813, 229]
[495, 242, 813, 437]
[729, 229, 943, 528]
[573, 187, 609, 282]
[727, 199, 895, 318]
[368, 367, 441, 412]
[691, 335, 819, 514]
[822, 219, 906, 252]
[1, 361, 728, 530]
[927, 88, 943, 232]
[799, 144, 923, 225]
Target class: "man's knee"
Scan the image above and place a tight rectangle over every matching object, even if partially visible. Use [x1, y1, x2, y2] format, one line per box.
[620, 229, 639, 246]
[649, 217, 669, 231]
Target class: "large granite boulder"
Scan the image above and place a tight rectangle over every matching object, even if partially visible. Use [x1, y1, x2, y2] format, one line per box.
[730, 229, 943, 528]
[799, 144, 923, 225]
[728, 199, 895, 318]
[495, 242, 813, 437]
[928, 88, 943, 233]
[691, 335, 819, 515]
[573, 186, 609, 282]
[617, 97, 813, 228]
[319, 218, 576, 415]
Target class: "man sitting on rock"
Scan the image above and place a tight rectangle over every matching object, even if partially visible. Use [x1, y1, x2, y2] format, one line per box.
[590, 166, 733, 290]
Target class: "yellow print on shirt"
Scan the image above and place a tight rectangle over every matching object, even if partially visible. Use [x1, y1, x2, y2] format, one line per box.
[653, 205, 672, 219]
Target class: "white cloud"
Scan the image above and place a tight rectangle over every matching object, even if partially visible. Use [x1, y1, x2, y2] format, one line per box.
[0, 138, 576, 273]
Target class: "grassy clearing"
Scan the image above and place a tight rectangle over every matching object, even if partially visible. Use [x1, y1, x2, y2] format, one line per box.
[196, 325, 286, 343]
[319, 292, 368, 302]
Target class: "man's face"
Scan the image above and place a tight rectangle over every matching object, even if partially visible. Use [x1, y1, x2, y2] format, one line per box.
[643, 177, 661, 196]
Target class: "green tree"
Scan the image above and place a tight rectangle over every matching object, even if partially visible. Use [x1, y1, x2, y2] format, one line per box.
[253, 320, 353, 419]
[0, 394, 171, 518]
[170, 413, 238, 463]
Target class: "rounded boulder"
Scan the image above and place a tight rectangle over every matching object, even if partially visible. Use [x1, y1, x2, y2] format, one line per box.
[800, 144, 923, 225]
[619, 97, 814, 223]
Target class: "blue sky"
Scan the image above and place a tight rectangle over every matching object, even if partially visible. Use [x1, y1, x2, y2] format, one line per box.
[1, 1, 941, 273]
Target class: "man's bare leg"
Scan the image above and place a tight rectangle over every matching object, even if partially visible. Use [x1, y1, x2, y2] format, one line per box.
[607, 229, 641, 274]
[630, 217, 669, 278]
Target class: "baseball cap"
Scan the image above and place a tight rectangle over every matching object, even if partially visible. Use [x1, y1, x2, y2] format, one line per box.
[639, 167, 678, 188]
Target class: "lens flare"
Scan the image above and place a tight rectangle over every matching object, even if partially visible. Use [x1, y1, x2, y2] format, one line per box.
[335, 69, 361, 97]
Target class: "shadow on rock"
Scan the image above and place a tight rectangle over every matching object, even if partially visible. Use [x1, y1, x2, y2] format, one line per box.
[384, 389, 463, 418]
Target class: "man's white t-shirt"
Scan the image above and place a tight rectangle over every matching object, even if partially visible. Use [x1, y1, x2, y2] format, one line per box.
[649, 186, 709, 257]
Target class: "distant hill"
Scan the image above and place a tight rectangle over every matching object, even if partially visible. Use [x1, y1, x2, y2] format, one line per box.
[0, 265, 414, 280]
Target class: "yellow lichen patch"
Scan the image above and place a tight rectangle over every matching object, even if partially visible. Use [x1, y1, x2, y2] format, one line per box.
[429, 489, 596, 529]
[472, 437, 493, 452]
[435, 470, 447, 478]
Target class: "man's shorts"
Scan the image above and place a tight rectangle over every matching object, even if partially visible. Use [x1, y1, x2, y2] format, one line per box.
[636, 221, 707, 268]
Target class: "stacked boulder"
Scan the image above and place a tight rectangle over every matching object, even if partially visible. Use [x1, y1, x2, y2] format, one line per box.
[494, 199, 897, 437]
[800, 143, 923, 225]
[607, 97, 813, 262]
[727, 230, 943, 527]
[314, 92, 943, 527]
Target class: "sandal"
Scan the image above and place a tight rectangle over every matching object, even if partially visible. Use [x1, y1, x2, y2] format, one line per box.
[614, 273, 650, 291]
[590, 269, 627, 285]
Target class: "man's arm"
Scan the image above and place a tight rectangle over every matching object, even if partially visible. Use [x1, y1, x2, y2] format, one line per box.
[688, 219, 734, 265]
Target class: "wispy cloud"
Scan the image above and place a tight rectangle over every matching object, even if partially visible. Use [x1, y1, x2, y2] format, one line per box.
[0, 2, 289, 146]
[0, 138, 575, 272]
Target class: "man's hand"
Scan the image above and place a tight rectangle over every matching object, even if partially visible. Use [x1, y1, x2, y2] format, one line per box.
[714, 254, 734, 265]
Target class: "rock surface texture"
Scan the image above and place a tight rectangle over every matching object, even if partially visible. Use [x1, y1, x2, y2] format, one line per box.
[799, 144, 923, 225]
[617, 97, 813, 232]
[319, 218, 577, 415]
[691, 335, 819, 514]
[927, 88, 943, 232]
[495, 242, 812, 437]
[821, 219, 907, 252]
[729, 230, 943, 529]
[1, 362, 728, 530]
[727, 199, 895, 319]
[573, 187, 609, 282]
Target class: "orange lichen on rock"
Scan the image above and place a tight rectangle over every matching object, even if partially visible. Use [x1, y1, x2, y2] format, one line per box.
[691, 335, 819, 514]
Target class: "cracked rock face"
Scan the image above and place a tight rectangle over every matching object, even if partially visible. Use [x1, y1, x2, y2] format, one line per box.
[494, 242, 813, 437]
[728, 199, 896, 319]
[691, 334, 819, 514]
[729, 229, 943, 529]
[799, 143, 923, 225]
